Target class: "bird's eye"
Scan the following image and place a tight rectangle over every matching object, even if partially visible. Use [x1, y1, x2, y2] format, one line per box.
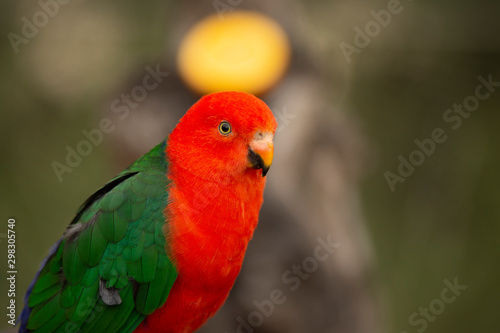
[218, 121, 232, 135]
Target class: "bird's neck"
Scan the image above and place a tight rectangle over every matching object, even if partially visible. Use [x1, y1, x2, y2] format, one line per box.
[164, 162, 265, 286]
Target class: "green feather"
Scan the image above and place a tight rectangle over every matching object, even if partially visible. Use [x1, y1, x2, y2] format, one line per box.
[130, 179, 149, 196]
[100, 190, 125, 211]
[33, 310, 66, 333]
[25, 141, 178, 333]
[63, 239, 87, 285]
[27, 293, 62, 330]
[78, 222, 107, 266]
[135, 265, 170, 315]
[28, 283, 60, 308]
[130, 199, 147, 221]
[31, 268, 59, 294]
[61, 283, 83, 309]
[130, 231, 147, 261]
[126, 260, 144, 283]
[119, 313, 146, 333]
[49, 245, 63, 274]
[102, 286, 138, 332]
[141, 246, 158, 282]
[97, 211, 122, 243]
[78, 300, 108, 333]
[83, 266, 100, 287]
[68, 283, 99, 324]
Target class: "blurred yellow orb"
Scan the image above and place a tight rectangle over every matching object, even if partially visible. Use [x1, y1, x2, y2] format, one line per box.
[177, 11, 291, 95]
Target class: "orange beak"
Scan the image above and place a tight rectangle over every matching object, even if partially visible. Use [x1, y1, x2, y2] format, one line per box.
[248, 133, 274, 177]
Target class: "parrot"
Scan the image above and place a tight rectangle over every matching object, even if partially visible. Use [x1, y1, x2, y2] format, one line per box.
[19, 91, 277, 333]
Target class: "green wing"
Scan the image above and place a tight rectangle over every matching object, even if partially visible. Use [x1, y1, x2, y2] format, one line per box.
[24, 142, 177, 333]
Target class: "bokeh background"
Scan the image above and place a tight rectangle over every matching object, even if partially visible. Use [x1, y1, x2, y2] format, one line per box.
[1, 0, 499, 332]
